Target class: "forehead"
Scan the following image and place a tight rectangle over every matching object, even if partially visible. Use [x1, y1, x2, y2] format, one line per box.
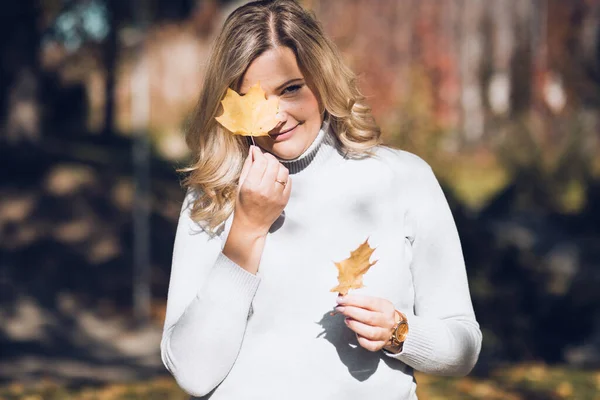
[239, 47, 304, 94]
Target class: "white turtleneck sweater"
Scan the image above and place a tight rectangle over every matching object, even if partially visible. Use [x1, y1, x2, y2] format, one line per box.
[161, 121, 482, 399]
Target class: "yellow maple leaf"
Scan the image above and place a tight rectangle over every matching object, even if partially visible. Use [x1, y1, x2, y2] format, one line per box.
[330, 238, 378, 296]
[215, 82, 279, 136]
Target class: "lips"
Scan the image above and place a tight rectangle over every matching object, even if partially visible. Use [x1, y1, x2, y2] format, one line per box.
[269, 123, 300, 137]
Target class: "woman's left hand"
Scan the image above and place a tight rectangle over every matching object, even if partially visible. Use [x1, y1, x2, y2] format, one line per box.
[335, 294, 397, 352]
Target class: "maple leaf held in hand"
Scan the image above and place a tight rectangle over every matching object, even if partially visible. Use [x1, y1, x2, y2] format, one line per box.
[215, 82, 280, 136]
[330, 238, 378, 296]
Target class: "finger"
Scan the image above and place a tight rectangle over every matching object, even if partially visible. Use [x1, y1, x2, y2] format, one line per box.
[282, 175, 292, 199]
[275, 165, 289, 189]
[355, 334, 386, 353]
[245, 146, 267, 186]
[336, 305, 387, 328]
[337, 294, 387, 312]
[261, 153, 280, 188]
[239, 146, 253, 187]
[344, 318, 387, 342]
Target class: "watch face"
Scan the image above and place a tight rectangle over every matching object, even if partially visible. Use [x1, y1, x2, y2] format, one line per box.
[395, 322, 409, 341]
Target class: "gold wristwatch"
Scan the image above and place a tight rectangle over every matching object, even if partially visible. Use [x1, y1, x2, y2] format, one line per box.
[385, 310, 409, 354]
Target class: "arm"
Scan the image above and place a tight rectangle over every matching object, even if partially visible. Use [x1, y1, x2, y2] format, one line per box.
[162, 147, 291, 396]
[386, 159, 482, 376]
[160, 190, 261, 397]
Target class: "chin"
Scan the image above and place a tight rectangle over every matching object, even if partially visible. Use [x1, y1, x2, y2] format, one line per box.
[270, 142, 305, 160]
[258, 122, 321, 160]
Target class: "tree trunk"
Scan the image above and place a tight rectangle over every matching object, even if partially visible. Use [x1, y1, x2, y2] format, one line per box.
[0, 1, 41, 145]
[131, 0, 152, 325]
[103, 0, 120, 136]
[459, 0, 486, 144]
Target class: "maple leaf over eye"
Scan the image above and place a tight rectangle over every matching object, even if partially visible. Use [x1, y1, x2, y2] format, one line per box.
[330, 238, 378, 296]
[215, 82, 280, 137]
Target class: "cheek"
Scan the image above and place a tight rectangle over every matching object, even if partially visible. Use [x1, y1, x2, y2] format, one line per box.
[282, 98, 316, 117]
[298, 91, 320, 119]
[278, 89, 320, 122]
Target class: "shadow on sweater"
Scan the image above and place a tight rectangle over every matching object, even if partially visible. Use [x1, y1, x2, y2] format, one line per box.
[317, 310, 402, 381]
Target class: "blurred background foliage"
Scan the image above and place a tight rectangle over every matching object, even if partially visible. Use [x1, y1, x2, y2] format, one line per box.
[1, 0, 599, 398]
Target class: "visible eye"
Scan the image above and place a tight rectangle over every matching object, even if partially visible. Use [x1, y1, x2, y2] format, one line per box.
[281, 84, 304, 95]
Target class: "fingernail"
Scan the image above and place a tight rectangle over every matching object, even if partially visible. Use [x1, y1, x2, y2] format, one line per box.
[335, 306, 345, 312]
[336, 296, 345, 304]
[344, 318, 350, 325]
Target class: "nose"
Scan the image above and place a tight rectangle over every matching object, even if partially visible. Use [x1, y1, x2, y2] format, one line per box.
[268, 93, 288, 129]
[275, 110, 286, 122]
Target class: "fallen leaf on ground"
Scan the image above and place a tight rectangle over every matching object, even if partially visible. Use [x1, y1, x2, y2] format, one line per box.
[330, 238, 377, 296]
[556, 381, 573, 398]
[215, 82, 279, 136]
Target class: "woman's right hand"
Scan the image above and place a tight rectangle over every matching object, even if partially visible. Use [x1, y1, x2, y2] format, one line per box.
[234, 145, 291, 237]
[223, 146, 290, 274]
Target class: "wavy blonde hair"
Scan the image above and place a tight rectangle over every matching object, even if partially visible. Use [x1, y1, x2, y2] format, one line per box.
[182, 0, 381, 234]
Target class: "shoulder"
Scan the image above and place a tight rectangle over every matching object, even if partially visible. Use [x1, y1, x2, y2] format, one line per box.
[370, 145, 435, 180]
[177, 187, 223, 237]
[180, 186, 199, 215]
[367, 145, 446, 212]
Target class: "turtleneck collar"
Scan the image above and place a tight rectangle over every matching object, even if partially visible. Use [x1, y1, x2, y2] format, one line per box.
[274, 119, 341, 175]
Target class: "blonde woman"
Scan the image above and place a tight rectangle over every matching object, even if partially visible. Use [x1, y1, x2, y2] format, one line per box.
[161, 1, 482, 398]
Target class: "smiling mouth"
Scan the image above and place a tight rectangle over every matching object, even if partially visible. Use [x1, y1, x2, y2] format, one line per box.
[269, 123, 301, 137]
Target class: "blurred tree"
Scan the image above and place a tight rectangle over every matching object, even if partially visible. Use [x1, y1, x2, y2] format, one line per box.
[131, 0, 152, 325]
[0, 1, 41, 145]
[459, 0, 485, 144]
[104, 0, 120, 135]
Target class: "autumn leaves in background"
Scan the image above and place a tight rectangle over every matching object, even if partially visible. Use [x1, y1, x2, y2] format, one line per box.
[215, 83, 377, 295]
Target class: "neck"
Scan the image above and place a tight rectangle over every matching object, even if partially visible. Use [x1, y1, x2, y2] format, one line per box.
[276, 119, 340, 175]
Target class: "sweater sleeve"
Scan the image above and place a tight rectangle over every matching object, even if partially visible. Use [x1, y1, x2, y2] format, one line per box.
[160, 190, 261, 396]
[384, 157, 482, 376]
